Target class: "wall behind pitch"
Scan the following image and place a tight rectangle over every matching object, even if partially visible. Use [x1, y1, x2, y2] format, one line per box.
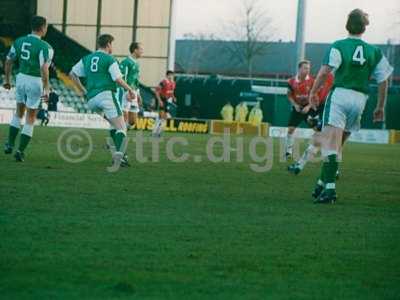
[36, 0, 63, 24]
[36, 0, 174, 87]
[64, 0, 97, 49]
[100, 27, 133, 56]
[66, 27, 97, 51]
[101, 0, 134, 26]
[136, 0, 171, 86]
[138, 0, 171, 27]
[67, 0, 97, 25]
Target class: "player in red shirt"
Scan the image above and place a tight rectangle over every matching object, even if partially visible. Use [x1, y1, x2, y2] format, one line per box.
[305, 71, 335, 128]
[288, 72, 335, 175]
[153, 70, 176, 137]
[285, 60, 315, 158]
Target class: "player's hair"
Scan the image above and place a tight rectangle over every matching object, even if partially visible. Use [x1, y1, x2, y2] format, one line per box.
[166, 70, 174, 76]
[346, 9, 369, 35]
[97, 34, 114, 48]
[298, 60, 310, 69]
[31, 16, 47, 32]
[129, 42, 141, 53]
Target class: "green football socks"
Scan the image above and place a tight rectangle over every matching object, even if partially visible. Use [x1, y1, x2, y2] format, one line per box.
[18, 134, 31, 152]
[18, 124, 34, 153]
[110, 129, 117, 146]
[114, 131, 126, 152]
[8, 125, 20, 147]
[320, 154, 338, 190]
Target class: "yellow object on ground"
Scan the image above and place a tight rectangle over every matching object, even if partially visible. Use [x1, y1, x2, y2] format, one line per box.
[235, 102, 248, 123]
[389, 130, 400, 144]
[248, 104, 263, 126]
[221, 103, 234, 122]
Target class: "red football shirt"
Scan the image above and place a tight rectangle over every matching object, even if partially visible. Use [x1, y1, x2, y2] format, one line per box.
[287, 75, 314, 106]
[317, 72, 334, 104]
[157, 79, 176, 99]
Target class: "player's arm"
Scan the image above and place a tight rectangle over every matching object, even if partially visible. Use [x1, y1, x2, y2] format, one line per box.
[372, 54, 394, 122]
[3, 46, 16, 89]
[155, 91, 163, 107]
[302, 103, 312, 114]
[155, 82, 164, 107]
[374, 80, 388, 123]
[115, 78, 134, 97]
[39, 48, 54, 101]
[69, 59, 87, 96]
[310, 46, 341, 108]
[3, 59, 13, 89]
[309, 66, 332, 108]
[109, 62, 135, 100]
[40, 65, 50, 101]
[119, 61, 140, 102]
[287, 83, 301, 112]
[115, 77, 134, 98]
[287, 92, 299, 109]
[69, 72, 87, 96]
[118, 60, 134, 91]
[137, 92, 142, 107]
[121, 61, 129, 83]
[133, 81, 142, 107]
[172, 84, 177, 102]
[301, 78, 316, 113]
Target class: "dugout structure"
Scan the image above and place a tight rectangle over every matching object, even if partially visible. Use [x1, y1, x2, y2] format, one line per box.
[175, 75, 400, 130]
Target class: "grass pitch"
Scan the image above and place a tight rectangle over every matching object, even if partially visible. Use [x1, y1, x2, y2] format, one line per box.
[0, 125, 400, 299]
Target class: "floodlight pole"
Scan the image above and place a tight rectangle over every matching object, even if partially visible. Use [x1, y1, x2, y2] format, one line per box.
[168, 0, 177, 71]
[295, 0, 307, 72]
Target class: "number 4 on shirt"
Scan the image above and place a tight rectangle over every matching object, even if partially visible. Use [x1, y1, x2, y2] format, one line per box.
[352, 46, 366, 65]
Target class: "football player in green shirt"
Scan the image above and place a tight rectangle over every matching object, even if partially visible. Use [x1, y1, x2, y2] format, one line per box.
[117, 42, 143, 129]
[309, 9, 393, 204]
[69, 34, 135, 169]
[3, 16, 54, 162]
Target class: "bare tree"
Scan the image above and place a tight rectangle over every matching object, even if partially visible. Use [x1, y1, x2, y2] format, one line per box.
[221, 0, 273, 79]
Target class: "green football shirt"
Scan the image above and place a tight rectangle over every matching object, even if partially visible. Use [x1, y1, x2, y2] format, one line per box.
[72, 50, 122, 100]
[119, 56, 140, 89]
[8, 34, 54, 77]
[323, 37, 393, 94]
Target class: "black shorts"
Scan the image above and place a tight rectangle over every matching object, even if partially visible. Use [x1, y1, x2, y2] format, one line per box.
[314, 103, 325, 118]
[288, 104, 325, 128]
[288, 108, 308, 127]
[155, 97, 168, 112]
